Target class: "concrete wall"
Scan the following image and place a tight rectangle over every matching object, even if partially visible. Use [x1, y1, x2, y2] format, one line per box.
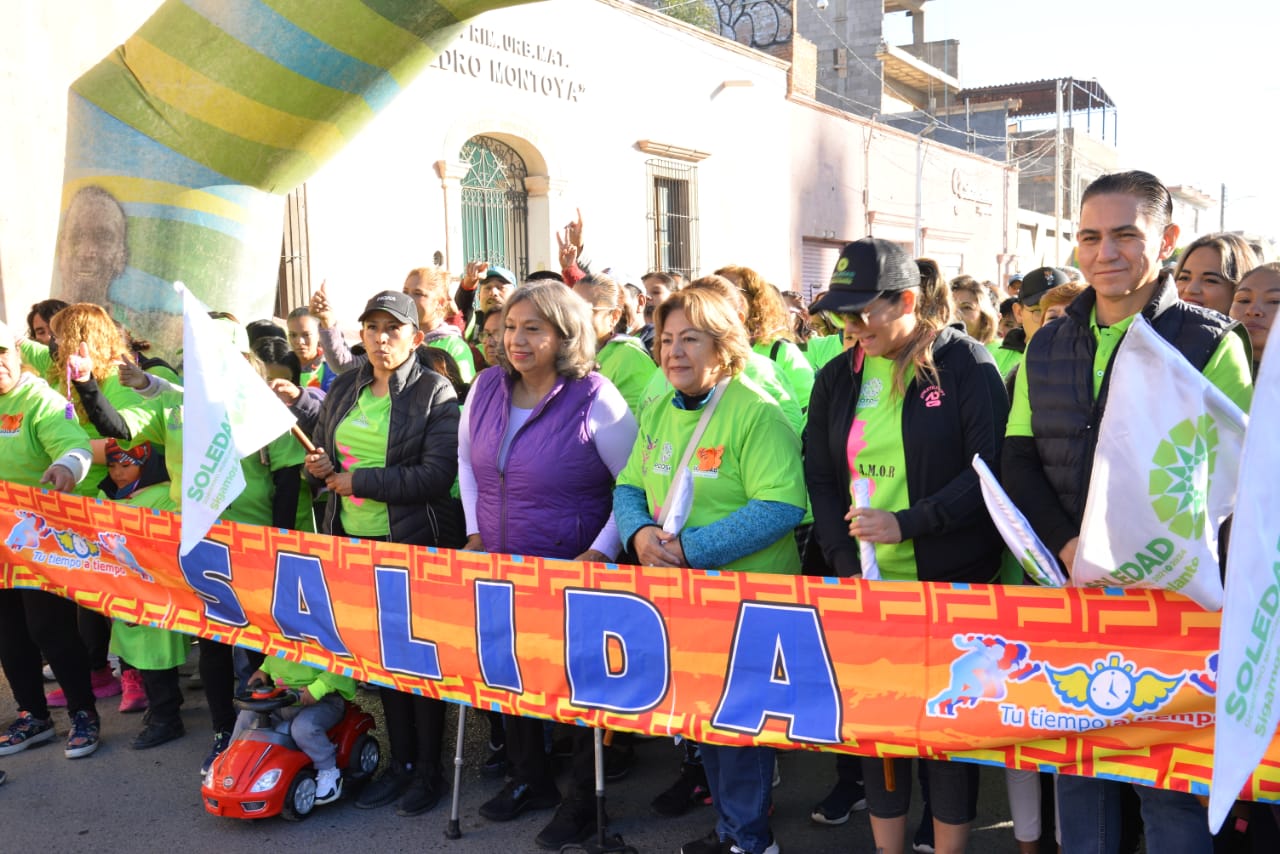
[789, 96, 1016, 285]
[305, 0, 794, 324]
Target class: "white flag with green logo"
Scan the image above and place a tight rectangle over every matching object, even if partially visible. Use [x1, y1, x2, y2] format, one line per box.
[1210, 329, 1280, 832]
[180, 283, 296, 555]
[1073, 316, 1246, 611]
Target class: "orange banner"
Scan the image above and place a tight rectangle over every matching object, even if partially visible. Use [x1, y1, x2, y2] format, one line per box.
[1, 481, 1276, 802]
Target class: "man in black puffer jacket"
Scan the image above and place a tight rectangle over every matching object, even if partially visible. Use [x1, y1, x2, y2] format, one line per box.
[1002, 171, 1253, 854]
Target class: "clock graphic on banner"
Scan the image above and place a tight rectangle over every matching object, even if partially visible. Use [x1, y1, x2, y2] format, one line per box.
[1046, 654, 1185, 717]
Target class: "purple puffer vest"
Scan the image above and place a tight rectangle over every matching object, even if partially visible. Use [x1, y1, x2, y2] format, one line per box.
[468, 367, 613, 559]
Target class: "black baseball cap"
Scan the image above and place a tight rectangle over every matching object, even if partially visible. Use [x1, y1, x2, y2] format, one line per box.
[1018, 267, 1072, 307]
[808, 238, 921, 315]
[359, 291, 419, 326]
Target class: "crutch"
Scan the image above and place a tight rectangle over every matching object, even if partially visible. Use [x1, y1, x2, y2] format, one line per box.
[444, 703, 467, 839]
[560, 728, 637, 854]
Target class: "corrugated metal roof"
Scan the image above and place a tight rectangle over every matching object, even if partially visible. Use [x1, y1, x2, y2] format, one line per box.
[957, 78, 1115, 117]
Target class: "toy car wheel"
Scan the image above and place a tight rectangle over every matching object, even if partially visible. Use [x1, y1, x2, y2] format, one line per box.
[280, 770, 317, 821]
[347, 734, 380, 781]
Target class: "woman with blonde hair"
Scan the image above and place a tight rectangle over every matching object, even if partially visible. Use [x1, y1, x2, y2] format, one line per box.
[615, 287, 806, 854]
[950, 275, 999, 345]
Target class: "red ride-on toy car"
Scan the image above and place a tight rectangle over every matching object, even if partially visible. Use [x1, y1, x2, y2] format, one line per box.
[202, 684, 380, 821]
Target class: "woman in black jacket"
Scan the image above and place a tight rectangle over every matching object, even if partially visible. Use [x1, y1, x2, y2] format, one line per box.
[297, 290, 463, 817]
[803, 240, 1008, 854]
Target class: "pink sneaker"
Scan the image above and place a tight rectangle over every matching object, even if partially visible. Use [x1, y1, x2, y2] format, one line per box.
[118, 669, 147, 713]
[91, 667, 122, 699]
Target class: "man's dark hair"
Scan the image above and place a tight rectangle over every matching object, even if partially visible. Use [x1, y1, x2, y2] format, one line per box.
[27, 298, 69, 338]
[642, 271, 676, 288]
[526, 270, 564, 284]
[246, 318, 287, 347]
[1080, 170, 1173, 229]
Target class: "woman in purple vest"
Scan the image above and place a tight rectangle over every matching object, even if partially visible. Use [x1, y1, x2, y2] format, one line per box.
[459, 281, 637, 849]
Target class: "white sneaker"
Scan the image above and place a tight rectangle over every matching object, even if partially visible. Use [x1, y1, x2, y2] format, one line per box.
[314, 768, 343, 805]
[729, 841, 780, 854]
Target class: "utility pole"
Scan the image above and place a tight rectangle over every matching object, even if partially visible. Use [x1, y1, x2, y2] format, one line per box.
[1220, 183, 1226, 231]
[1053, 78, 1064, 266]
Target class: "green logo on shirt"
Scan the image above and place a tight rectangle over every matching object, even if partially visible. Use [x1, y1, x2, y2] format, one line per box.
[1148, 415, 1218, 539]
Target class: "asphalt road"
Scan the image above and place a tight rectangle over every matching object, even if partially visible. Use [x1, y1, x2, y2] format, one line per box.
[0, 664, 1030, 853]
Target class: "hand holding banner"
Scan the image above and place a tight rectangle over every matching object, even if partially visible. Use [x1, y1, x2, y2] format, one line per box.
[1074, 316, 1246, 610]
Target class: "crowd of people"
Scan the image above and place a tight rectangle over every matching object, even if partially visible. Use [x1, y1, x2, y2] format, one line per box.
[0, 170, 1275, 853]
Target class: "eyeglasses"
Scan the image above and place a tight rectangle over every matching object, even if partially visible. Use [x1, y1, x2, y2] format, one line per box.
[843, 294, 899, 327]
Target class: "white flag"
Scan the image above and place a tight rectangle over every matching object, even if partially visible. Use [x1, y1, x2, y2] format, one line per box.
[1074, 316, 1246, 610]
[180, 283, 296, 555]
[973, 454, 1065, 587]
[1210, 331, 1280, 831]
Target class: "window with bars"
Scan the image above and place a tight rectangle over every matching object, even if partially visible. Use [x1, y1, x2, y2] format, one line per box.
[646, 159, 699, 279]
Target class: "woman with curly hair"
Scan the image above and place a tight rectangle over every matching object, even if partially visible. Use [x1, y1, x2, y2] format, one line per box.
[49, 305, 139, 495]
[716, 265, 815, 412]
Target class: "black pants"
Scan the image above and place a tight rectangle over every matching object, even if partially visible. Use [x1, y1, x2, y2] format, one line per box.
[141, 667, 183, 724]
[0, 589, 95, 718]
[77, 606, 112, 672]
[197, 638, 263, 733]
[505, 713, 593, 796]
[380, 688, 445, 780]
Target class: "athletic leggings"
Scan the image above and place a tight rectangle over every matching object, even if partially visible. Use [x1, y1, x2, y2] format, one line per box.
[0, 589, 95, 718]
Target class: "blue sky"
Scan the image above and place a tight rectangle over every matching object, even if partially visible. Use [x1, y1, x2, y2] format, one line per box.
[883, 0, 1278, 240]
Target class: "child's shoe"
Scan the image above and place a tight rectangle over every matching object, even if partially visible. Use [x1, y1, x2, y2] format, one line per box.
[91, 666, 122, 699]
[118, 670, 147, 713]
[47, 666, 120, 707]
[0, 712, 55, 756]
[200, 730, 232, 778]
[65, 710, 101, 758]
[315, 768, 343, 805]
[132, 715, 184, 750]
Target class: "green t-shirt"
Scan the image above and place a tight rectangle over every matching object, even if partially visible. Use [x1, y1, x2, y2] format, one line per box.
[223, 429, 307, 527]
[261, 657, 357, 701]
[637, 352, 804, 436]
[598, 336, 657, 415]
[0, 376, 91, 487]
[18, 339, 53, 378]
[300, 362, 328, 390]
[987, 339, 1024, 379]
[334, 387, 391, 537]
[618, 374, 806, 574]
[848, 356, 917, 581]
[803, 335, 845, 372]
[428, 335, 476, 384]
[118, 388, 184, 508]
[1007, 309, 1254, 437]
[755, 338, 815, 412]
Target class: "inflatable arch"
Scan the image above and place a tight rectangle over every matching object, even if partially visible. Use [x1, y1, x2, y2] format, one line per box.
[54, 0, 534, 360]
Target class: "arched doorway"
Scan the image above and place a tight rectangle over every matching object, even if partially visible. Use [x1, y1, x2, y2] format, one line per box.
[460, 135, 529, 281]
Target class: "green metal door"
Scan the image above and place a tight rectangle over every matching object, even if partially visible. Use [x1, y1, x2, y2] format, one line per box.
[460, 136, 529, 281]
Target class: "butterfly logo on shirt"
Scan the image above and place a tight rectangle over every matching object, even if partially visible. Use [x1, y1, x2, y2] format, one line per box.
[692, 445, 724, 478]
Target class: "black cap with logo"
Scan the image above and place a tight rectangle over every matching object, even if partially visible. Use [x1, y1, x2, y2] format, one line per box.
[808, 238, 921, 315]
[358, 291, 419, 327]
